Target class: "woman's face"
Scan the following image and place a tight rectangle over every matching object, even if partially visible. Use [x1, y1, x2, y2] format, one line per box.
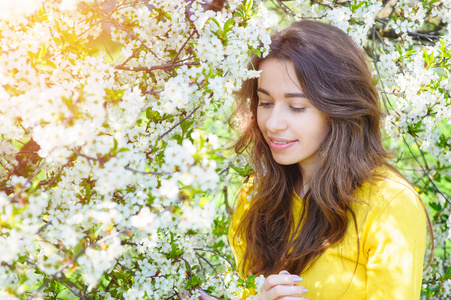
[256, 59, 329, 179]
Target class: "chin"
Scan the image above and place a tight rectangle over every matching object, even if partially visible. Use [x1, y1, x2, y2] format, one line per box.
[272, 157, 298, 166]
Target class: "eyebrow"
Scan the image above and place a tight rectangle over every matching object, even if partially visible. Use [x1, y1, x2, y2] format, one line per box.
[257, 88, 306, 98]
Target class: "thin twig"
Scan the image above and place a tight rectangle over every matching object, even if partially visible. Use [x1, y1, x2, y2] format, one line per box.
[56, 275, 94, 300]
[369, 26, 397, 115]
[41, 159, 74, 191]
[218, 162, 232, 176]
[406, 30, 440, 42]
[173, 30, 197, 63]
[75, 151, 107, 163]
[193, 248, 236, 272]
[119, 41, 145, 68]
[124, 166, 171, 176]
[115, 61, 200, 74]
[124, 167, 174, 176]
[401, 136, 451, 205]
[157, 105, 201, 141]
[142, 89, 163, 95]
[196, 255, 206, 276]
[107, 16, 167, 63]
[275, 0, 297, 17]
[195, 251, 219, 274]
[35, 220, 51, 235]
[28, 230, 128, 299]
[179, 256, 193, 281]
[413, 138, 430, 170]
[10, 161, 46, 204]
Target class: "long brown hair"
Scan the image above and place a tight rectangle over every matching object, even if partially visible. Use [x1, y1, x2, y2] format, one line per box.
[232, 20, 414, 276]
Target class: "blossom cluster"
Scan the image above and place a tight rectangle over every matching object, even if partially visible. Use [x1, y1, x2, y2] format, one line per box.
[0, 0, 270, 298]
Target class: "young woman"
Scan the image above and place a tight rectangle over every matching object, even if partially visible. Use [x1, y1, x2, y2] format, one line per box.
[225, 20, 429, 299]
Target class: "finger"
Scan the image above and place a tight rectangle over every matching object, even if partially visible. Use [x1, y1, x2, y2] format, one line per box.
[198, 288, 217, 300]
[199, 295, 216, 300]
[261, 274, 303, 291]
[265, 284, 306, 299]
[279, 270, 290, 275]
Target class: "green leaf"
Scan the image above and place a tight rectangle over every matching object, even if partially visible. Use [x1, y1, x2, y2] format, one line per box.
[234, 9, 244, 18]
[250, 46, 261, 58]
[210, 17, 221, 31]
[38, 44, 47, 60]
[105, 88, 125, 103]
[146, 107, 162, 122]
[173, 134, 183, 144]
[85, 183, 91, 198]
[445, 266, 451, 278]
[422, 48, 434, 65]
[42, 59, 57, 69]
[18, 255, 27, 264]
[223, 18, 234, 34]
[73, 242, 84, 255]
[68, 57, 76, 65]
[245, 0, 253, 13]
[222, 18, 235, 40]
[353, 0, 365, 11]
[232, 163, 253, 177]
[181, 119, 194, 135]
[113, 138, 118, 151]
[429, 201, 442, 212]
[28, 179, 40, 193]
[403, 50, 417, 57]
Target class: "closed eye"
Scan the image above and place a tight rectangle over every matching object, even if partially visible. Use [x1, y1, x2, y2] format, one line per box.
[258, 101, 272, 107]
[291, 107, 306, 112]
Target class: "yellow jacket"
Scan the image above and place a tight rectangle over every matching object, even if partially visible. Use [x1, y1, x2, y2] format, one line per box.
[229, 167, 427, 299]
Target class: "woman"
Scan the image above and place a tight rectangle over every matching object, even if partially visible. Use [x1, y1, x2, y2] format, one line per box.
[225, 20, 429, 299]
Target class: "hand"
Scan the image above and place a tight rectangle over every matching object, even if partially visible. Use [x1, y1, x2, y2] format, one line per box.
[259, 270, 308, 300]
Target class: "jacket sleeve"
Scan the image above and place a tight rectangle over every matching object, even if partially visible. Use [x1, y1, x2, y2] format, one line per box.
[364, 187, 427, 299]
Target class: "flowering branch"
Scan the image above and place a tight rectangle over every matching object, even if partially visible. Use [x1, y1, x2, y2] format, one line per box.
[157, 105, 201, 141]
[115, 61, 200, 74]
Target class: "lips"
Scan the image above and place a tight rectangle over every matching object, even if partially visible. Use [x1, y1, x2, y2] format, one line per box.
[268, 137, 298, 151]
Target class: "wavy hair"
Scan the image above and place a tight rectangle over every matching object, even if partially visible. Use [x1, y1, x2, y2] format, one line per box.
[231, 20, 423, 276]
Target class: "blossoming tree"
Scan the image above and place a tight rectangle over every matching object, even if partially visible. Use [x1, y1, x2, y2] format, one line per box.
[0, 0, 449, 299]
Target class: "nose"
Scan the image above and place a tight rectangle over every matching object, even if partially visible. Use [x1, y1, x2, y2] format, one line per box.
[266, 106, 287, 133]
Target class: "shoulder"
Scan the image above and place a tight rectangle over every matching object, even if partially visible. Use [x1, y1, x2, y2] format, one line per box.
[356, 165, 421, 211]
[352, 166, 426, 239]
[356, 166, 426, 243]
[359, 168, 427, 299]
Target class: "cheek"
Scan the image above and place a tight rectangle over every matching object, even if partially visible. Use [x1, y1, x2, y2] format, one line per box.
[256, 109, 266, 132]
[316, 117, 329, 143]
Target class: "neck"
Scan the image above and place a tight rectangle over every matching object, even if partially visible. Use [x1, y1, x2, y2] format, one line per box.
[298, 165, 314, 198]
[295, 180, 310, 199]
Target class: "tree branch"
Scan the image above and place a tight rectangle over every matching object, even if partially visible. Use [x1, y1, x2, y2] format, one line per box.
[115, 61, 200, 74]
[401, 136, 451, 205]
[173, 30, 197, 63]
[28, 230, 128, 299]
[157, 105, 201, 141]
[193, 248, 236, 272]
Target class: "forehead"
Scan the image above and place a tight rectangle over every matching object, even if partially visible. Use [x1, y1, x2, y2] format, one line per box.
[257, 59, 303, 92]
